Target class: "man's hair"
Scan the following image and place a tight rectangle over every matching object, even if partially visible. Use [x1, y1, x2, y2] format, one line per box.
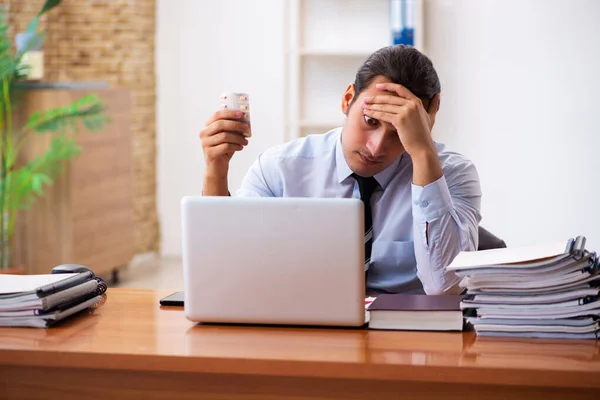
[352, 45, 441, 110]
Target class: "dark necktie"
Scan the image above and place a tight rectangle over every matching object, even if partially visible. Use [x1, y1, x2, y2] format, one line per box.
[351, 173, 379, 276]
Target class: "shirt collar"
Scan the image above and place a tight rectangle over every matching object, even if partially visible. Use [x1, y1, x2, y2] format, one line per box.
[335, 128, 404, 190]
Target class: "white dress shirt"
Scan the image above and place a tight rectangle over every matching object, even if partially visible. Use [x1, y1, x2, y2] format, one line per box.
[236, 127, 482, 295]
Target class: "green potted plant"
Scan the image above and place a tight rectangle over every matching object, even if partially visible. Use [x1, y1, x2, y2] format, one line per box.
[0, 0, 109, 272]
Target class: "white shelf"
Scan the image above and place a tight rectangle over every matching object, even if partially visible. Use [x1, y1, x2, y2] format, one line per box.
[285, 0, 424, 141]
[300, 0, 391, 54]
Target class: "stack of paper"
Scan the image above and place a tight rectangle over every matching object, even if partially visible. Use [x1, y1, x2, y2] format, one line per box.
[0, 272, 107, 328]
[447, 236, 600, 339]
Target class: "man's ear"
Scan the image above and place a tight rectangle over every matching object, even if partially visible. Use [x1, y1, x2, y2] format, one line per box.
[427, 93, 441, 128]
[341, 83, 356, 115]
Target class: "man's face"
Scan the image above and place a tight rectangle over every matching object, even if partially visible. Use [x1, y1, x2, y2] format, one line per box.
[340, 76, 407, 177]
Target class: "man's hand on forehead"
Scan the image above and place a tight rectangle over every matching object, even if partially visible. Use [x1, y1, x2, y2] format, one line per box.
[374, 82, 420, 100]
[360, 81, 442, 186]
[360, 82, 437, 157]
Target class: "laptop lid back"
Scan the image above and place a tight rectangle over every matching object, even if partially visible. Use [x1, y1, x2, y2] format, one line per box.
[181, 196, 365, 327]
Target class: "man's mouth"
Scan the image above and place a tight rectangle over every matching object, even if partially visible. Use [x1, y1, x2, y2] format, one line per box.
[359, 153, 382, 166]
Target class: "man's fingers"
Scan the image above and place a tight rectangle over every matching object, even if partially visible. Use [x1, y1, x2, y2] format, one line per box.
[202, 120, 251, 138]
[363, 108, 396, 124]
[204, 109, 246, 127]
[374, 82, 419, 100]
[205, 131, 249, 148]
[362, 95, 409, 107]
[209, 142, 245, 155]
[362, 103, 404, 114]
[213, 120, 251, 136]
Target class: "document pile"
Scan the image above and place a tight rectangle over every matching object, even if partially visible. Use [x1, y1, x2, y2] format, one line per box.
[0, 271, 107, 328]
[448, 236, 600, 339]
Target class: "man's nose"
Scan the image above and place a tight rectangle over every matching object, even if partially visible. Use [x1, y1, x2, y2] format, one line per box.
[366, 130, 386, 158]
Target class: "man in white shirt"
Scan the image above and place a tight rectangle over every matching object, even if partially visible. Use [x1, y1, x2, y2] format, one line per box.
[199, 45, 482, 295]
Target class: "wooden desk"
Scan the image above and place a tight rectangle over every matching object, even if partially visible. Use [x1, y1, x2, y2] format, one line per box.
[0, 289, 599, 399]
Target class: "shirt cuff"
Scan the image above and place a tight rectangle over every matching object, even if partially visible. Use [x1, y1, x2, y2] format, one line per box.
[411, 175, 453, 223]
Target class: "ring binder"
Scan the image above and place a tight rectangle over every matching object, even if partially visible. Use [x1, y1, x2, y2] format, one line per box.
[565, 238, 575, 254]
[0, 272, 108, 328]
[89, 277, 108, 309]
[94, 277, 107, 295]
[89, 293, 107, 309]
[584, 252, 598, 273]
[571, 236, 586, 260]
[450, 235, 600, 339]
[36, 271, 95, 297]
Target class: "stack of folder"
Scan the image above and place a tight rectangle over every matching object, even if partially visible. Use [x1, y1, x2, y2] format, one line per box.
[447, 236, 600, 339]
[0, 271, 107, 328]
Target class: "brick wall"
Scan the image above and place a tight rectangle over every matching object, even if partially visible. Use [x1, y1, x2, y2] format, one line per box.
[2, 0, 159, 254]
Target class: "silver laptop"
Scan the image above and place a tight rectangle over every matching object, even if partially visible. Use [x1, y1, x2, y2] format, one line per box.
[181, 196, 366, 327]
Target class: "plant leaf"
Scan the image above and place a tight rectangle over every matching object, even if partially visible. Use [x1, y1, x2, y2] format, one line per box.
[25, 0, 63, 34]
[3, 141, 16, 170]
[0, 7, 18, 84]
[39, 0, 62, 15]
[1, 136, 81, 212]
[24, 93, 108, 134]
[25, 18, 38, 35]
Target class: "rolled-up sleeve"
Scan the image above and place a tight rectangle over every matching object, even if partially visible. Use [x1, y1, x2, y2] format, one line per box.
[411, 161, 482, 294]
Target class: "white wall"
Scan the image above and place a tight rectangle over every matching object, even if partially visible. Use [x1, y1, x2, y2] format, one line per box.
[424, 0, 600, 249]
[157, 0, 600, 257]
[156, 0, 286, 257]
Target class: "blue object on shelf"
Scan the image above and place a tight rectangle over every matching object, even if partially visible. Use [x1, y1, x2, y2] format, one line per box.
[390, 0, 415, 46]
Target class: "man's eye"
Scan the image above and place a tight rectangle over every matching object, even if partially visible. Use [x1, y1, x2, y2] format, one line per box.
[364, 115, 379, 127]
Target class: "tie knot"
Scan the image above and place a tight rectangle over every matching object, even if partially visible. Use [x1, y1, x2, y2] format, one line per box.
[352, 173, 379, 201]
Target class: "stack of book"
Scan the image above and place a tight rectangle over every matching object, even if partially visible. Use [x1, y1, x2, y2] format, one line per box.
[0, 271, 107, 328]
[447, 236, 600, 339]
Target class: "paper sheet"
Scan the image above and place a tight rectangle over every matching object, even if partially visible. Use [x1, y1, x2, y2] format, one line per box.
[0, 273, 79, 295]
[447, 241, 568, 270]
